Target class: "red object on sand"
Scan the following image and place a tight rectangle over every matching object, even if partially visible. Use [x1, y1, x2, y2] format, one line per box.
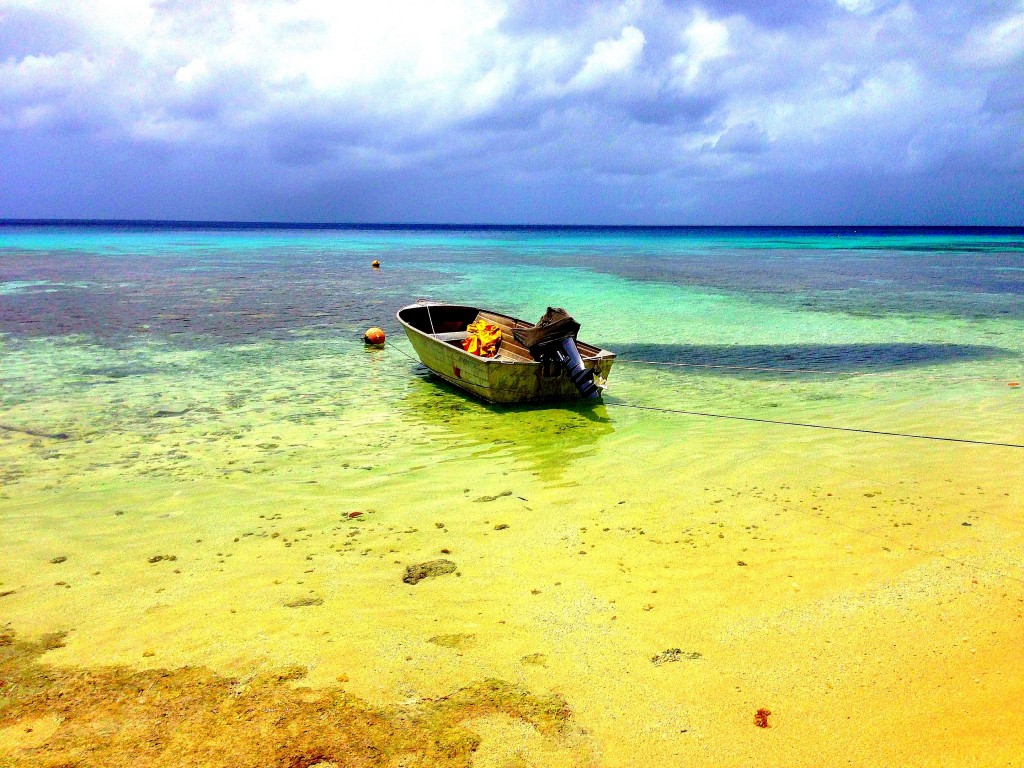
[754, 708, 771, 728]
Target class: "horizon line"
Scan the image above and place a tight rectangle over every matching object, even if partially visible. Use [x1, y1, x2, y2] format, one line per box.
[2, 218, 1023, 231]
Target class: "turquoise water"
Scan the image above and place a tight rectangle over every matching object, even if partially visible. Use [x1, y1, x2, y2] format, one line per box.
[3, 224, 1021, 425]
[1, 224, 1023, 766]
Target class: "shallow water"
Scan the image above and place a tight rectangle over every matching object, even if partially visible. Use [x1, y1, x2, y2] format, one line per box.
[1, 224, 1023, 766]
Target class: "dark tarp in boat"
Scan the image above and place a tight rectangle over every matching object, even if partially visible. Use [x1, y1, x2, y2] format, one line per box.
[513, 307, 600, 398]
[512, 307, 580, 352]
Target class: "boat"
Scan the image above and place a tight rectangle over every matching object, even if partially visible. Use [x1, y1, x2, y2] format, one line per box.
[396, 302, 616, 404]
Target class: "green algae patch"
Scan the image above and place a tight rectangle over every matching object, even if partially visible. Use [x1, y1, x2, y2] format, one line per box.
[650, 648, 703, 666]
[427, 633, 477, 650]
[403, 560, 457, 585]
[0, 627, 581, 768]
[284, 596, 324, 608]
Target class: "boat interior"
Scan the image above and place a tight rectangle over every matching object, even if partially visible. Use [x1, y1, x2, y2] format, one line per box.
[399, 304, 605, 362]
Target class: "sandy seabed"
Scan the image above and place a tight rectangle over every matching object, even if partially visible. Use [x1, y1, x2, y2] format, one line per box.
[1, 325, 1022, 768]
[3, 224, 1024, 766]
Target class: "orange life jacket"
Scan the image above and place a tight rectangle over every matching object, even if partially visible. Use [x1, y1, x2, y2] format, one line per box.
[462, 320, 501, 357]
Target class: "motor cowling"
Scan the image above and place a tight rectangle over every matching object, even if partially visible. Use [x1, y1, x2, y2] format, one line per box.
[513, 307, 601, 399]
[547, 336, 600, 398]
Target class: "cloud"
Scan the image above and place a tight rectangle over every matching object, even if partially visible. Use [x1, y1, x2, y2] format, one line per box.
[670, 11, 731, 88]
[959, 11, 1024, 67]
[0, 0, 1022, 223]
[714, 121, 769, 154]
[567, 25, 646, 91]
[834, 0, 881, 15]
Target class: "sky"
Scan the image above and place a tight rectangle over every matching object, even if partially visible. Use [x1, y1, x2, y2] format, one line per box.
[0, 0, 1022, 225]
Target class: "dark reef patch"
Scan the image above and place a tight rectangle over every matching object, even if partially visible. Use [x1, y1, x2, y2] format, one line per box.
[0, 626, 583, 767]
[612, 342, 1013, 377]
[0, 250, 442, 347]
[552, 245, 1024, 319]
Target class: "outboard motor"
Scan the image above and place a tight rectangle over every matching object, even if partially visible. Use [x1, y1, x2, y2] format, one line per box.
[513, 307, 601, 399]
[541, 336, 600, 398]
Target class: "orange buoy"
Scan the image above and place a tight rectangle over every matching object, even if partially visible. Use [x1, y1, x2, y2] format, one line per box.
[371, 260, 380, 269]
[364, 327, 385, 345]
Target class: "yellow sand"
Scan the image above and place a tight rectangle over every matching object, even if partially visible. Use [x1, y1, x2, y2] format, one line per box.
[1, 339, 1022, 766]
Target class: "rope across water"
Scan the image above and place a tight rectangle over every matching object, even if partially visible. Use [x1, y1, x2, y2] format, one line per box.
[618, 357, 1022, 385]
[386, 340, 1024, 449]
[601, 400, 1024, 449]
[383, 337, 1024, 587]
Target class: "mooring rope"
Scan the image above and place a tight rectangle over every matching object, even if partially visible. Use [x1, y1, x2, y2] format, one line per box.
[385, 339, 1023, 449]
[619, 358, 1022, 385]
[382, 337, 1024, 585]
[602, 400, 1024, 449]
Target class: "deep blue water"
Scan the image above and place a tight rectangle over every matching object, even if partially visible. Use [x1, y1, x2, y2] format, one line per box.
[2, 222, 1022, 332]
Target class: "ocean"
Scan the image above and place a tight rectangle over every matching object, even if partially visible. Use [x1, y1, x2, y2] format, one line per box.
[1, 223, 1022, 766]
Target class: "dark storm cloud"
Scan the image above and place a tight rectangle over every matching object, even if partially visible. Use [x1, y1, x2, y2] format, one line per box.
[0, 0, 1022, 223]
